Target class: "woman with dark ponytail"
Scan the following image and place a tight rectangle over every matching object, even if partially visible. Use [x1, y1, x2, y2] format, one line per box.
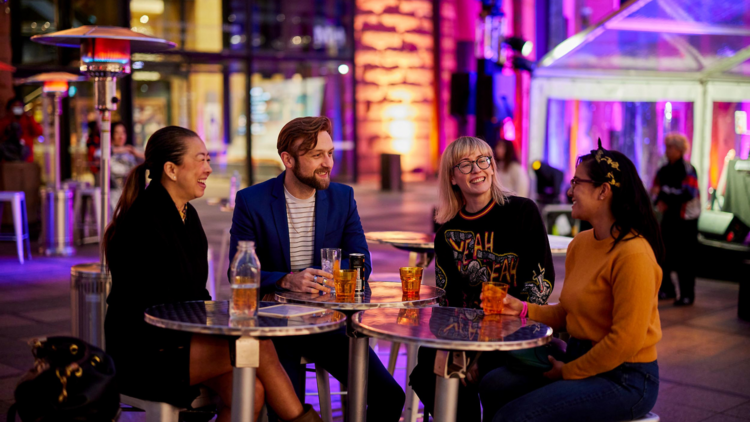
[104, 126, 321, 422]
[479, 140, 664, 422]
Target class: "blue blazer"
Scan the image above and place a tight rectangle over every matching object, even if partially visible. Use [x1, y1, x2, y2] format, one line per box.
[229, 171, 372, 292]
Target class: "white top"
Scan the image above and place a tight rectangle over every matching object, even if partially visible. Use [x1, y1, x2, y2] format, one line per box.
[497, 161, 530, 198]
[284, 186, 316, 271]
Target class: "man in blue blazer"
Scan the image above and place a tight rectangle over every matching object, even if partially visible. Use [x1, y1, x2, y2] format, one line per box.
[229, 116, 405, 421]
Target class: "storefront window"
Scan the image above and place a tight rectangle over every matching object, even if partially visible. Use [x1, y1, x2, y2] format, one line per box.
[130, 0, 223, 52]
[249, 60, 355, 183]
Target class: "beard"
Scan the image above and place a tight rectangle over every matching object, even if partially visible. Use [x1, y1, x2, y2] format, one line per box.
[293, 162, 331, 190]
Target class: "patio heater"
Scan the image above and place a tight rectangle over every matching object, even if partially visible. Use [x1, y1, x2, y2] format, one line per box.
[16, 72, 85, 256]
[32, 27, 175, 348]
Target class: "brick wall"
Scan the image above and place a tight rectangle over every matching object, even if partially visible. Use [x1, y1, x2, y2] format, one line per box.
[355, 0, 436, 177]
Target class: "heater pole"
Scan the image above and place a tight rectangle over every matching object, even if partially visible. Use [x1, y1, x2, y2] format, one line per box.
[53, 93, 63, 191]
[95, 75, 117, 269]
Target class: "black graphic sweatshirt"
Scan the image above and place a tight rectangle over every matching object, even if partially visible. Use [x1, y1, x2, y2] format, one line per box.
[434, 196, 555, 308]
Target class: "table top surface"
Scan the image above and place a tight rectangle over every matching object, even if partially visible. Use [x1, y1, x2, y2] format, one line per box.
[352, 307, 552, 351]
[144, 301, 346, 337]
[365, 231, 435, 251]
[366, 231, 572, 255]
[548, 234, 573, 254]
[275, 281, 445, 311]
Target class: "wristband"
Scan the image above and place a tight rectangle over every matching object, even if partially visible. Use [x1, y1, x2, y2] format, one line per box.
[520, 301, 528, 318]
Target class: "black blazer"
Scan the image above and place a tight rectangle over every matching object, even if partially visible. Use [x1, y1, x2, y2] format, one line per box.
[104, 181, 210, 405]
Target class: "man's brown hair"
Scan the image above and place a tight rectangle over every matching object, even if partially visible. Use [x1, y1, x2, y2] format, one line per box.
[277, 116, 333, 157]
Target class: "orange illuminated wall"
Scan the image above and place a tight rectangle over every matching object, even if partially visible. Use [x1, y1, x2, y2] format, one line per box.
[355, 0, 436, 177]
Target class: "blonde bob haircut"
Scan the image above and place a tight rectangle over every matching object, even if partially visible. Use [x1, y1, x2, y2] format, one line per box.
[436, 136, 509, 224]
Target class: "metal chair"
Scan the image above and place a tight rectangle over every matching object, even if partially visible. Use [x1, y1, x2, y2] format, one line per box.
[73, 187, 102, 245]
[120, 387, 215, 422]
[300, 356, 340, 422]
[0, 191, 32, 263]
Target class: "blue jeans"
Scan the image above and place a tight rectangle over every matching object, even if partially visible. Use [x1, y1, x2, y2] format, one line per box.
[479, 338, 659, 422]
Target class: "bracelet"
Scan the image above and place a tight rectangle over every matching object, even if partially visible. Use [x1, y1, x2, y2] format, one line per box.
[520, 301, 528, 318]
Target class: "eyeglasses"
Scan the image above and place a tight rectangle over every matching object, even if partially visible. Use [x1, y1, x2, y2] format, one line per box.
[454, 156, 492, 174]
[570, 177, 596, 188]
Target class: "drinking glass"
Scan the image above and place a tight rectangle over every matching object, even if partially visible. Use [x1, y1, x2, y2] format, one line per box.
[333, 269, 357, 297]
[481, 281, 509, 315]
[321, 248, 341, 293]
[399, 267, 423, 298]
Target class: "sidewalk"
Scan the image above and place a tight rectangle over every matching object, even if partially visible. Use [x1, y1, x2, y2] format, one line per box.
[1, 180, 749, 422]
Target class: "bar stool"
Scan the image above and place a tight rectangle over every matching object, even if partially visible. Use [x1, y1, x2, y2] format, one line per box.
[120, 387, 215, 422]
[73, 187, 101, 245]
[300, 356, 345, 422]
[0, 191, 32, 264]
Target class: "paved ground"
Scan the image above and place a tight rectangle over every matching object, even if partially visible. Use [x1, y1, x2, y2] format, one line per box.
[1, 179, 749, 421]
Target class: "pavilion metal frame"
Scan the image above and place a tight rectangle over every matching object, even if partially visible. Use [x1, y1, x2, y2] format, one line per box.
[529, 0, 750, 204]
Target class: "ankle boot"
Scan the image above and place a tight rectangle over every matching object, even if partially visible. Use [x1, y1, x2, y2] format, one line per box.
[286, 404, 323, 422]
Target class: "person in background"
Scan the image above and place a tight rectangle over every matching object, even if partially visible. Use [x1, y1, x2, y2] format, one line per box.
[104, 126, 321, 422]
[229, 116, 405, 422]
[86, 120, 101, 177]
[479, 141, 663, 422]
[409, 136, 555, 421]
[0, 97, 42, 163]
[494, 139, 529, 197]
[109, 121, 144, 209]
[652, 133, 700, 306]
[0, 122, 30, 162]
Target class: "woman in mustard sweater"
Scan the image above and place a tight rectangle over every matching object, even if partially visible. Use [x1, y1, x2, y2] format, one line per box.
[479, 141, 664, 422]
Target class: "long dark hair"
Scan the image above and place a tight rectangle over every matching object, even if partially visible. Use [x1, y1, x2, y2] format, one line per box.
[577, 146, 665, 262]
[103, 126, 198, 259]
[495, 140, 519, 169]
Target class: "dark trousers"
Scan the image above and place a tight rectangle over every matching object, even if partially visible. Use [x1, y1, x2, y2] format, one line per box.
[479, 339, 659, 422]
[409, 347, 506, 422]
[269, 327, 405, 422]
[660, 218, 699, 299]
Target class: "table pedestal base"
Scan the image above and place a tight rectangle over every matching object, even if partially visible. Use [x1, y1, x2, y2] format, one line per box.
[432, 350, 469, 422]
[232, 336, 260, 422]
[347, 335, 370, 422]
[434, 376, 460, 422]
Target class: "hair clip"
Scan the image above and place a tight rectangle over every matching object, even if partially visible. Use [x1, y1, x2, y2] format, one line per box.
[591, 139, 621, 187]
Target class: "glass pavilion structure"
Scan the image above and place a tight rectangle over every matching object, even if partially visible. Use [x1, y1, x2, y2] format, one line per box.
[529, 0, 750, 202]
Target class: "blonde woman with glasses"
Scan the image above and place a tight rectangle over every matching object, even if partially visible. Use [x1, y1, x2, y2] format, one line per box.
[408, 136, 555, 422]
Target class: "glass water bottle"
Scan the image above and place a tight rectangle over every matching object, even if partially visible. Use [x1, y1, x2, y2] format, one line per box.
[229, 241, 261, 318]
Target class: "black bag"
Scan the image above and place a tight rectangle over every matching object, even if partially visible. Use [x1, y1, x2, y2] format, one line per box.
[7, 337, 120, 422]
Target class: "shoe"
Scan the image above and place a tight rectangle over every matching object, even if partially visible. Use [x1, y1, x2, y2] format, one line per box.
[286, 404, 323, 422]
[658, 291, 676, 300]
[674, 297, 694, 306]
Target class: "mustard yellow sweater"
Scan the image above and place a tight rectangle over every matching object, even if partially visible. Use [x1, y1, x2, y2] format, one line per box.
[528, 230, 662, 380]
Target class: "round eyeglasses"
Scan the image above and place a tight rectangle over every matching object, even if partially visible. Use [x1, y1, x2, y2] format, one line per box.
[570, 177, 596, 188]
[454, 156, 492, 174]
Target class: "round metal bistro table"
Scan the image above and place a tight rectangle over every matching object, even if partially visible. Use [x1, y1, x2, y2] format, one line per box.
[352, 307, 553, 422]
[145, 300, 346, 422]
[548, 234, 573, 255]
[365, 231, 435, 267]
[276, 281, 445, 422]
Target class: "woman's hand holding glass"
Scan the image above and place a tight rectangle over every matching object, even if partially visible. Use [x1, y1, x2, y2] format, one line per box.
[479, 291, 524, 315]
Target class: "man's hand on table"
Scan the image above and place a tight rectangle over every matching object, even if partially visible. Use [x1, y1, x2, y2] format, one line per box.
[278, 268, 334, 293]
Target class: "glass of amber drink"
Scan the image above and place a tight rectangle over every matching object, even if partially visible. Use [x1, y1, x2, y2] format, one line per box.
[399, 267, 423, 299]
[321, 248, 341, 293]
[334, 269, 357, 297]
[482, 282, 509, 315]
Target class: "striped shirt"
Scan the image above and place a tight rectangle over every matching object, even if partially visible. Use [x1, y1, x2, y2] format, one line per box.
[284, 186, 316, 271]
